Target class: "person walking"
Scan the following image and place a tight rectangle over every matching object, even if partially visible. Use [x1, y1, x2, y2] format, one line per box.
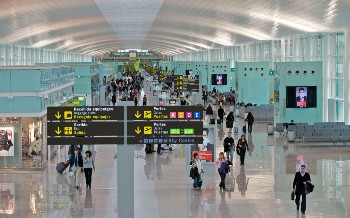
[67, 145, 75, 174]
[190, 153, 203, 190]
[202, 89, 208, 106]
[70, 148, 83, 189]
[215, 152, 229, 191]
[83, 150, 95, 189]
[134, 96, 138, 106]
[223, 132, 235, 163]
[237, 135, 249, 165]
[206, 104, 214, 122]
[112, 94, 116, 106]
[143, 95, 147, 106]
[226, 111, 234, 132]
[218, 106, 225, 124]
[293, 165, 311, 214]
[245, 112, 255, 134]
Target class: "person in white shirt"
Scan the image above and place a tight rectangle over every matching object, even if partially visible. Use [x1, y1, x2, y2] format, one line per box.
[190, 153, 203, 189]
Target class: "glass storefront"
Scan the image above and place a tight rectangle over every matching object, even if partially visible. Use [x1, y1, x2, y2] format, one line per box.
[0, 116, 46, 169]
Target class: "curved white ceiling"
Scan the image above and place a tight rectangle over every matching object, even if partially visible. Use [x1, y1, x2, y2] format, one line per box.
[0, 0, 349, 55]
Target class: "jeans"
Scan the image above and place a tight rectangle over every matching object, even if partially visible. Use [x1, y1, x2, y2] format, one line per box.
[240, 149, 246, 165]
[68, 157, 72, 172]
[248, 123, 253, 133]
[219, 172, 226, 189]
[84, 168, 93, 187]
[295, 190, 307, 212]
[226, 147, 234, 163]
[193, 174, 202, 188]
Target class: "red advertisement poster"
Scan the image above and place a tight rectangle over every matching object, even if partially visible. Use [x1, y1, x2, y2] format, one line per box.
[192, 151, 213, 162]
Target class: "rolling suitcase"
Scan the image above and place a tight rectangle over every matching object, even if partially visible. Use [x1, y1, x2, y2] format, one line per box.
[217, 119, 222, 124]
[56, 161, 69, 174]
[242, 126, 247, 134]
[210, 119, 215, 125]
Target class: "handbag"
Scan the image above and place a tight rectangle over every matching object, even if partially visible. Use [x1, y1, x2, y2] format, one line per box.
[291, 191, 295, 200]
[236, 148, 241, 156]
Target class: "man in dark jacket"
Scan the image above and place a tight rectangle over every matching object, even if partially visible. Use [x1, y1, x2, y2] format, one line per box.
[293, 165, 311, 214]
[70, 148, 84, 189]
[218, 106, 225, 124]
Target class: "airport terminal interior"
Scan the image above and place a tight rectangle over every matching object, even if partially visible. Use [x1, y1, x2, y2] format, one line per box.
[1, 0, 350, 217]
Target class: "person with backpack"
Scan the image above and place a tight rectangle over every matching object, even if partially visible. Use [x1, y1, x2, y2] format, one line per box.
[215, 152, 229, 191]
[245, 111, 255, 134]
[190, 153, 203, 190]
[237, 135, 249, 165]
[143, 95, 147, 106]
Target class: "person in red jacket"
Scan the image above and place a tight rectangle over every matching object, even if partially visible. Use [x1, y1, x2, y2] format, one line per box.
[143, 95, 147, 106]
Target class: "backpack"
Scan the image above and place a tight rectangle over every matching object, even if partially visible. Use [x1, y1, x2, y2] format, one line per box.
[219, 161, 229, 174]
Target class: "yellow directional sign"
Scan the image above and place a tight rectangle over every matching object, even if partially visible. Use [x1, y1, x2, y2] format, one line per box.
[144, 111, 152, 119]
[64, 111, 72, 120]
[55, 127, 62, 135]
[64, 127, 73, 135]
[135, 111, 142, 119]
[55, 111, 61, 119]
[144, 126, 152, 134]
[135, 126, 142, 134]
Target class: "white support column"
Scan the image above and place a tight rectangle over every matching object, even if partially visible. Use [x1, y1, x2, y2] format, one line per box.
[323, 34, 330, 122]
[281, 38, 286, 62]
[344, 29, 350, 124]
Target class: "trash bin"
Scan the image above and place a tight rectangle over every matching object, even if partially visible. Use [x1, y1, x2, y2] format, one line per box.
[287, 130, 295, 142]
[267, 123, 274, 135]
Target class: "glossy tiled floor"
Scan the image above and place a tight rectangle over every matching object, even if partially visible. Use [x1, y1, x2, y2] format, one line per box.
[1, 104, 350, 217]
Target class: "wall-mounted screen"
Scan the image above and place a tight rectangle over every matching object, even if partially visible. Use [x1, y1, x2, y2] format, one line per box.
[211, 74, 227, 85]
[286, 86, 317, 108]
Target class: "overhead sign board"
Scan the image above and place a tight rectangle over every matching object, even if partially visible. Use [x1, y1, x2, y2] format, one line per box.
[127, 106, 203, 120]
[47, 106, 124, 121]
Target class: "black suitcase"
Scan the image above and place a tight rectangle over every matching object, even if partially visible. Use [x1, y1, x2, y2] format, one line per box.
[56, 162, 69, 174]
[210, 119, 215, 124]
[217, 119, 222, 124]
